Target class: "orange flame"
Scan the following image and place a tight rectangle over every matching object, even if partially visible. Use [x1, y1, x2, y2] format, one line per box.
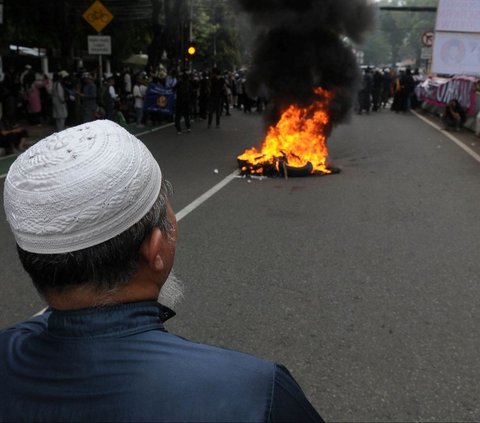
[238, 87, 333, 175]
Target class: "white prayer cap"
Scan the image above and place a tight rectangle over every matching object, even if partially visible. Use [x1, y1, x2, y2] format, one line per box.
[3, 120, 162, 254]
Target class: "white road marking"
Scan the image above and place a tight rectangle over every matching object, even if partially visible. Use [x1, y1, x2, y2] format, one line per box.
[176, 170, 239, 222]
[412, 110, 480, 164]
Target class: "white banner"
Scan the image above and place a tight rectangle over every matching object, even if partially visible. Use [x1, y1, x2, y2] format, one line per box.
[432, 31, 480, 76]
[436, 0, 480, 33]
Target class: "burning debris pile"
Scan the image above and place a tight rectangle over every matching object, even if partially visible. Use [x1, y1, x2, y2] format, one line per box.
[238, 87, 336, 176]
[236, 0, 375, 177]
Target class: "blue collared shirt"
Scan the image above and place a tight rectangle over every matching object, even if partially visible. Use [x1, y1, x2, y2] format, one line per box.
[0, 301, 323, 422]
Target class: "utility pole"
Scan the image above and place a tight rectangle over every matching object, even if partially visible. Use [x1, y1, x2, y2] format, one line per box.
[189, 0, 193, 72]
[189, 0, 193, 42]
[213, 3, 217, 68]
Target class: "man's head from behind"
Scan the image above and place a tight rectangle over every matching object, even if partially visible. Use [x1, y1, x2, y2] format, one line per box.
[4, 121, 177, 305]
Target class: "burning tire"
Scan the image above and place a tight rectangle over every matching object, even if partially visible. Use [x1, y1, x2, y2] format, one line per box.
[279, 161, 313, 177]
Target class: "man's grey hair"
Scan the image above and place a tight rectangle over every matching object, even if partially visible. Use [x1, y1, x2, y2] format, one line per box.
[17, 179, 174, 298]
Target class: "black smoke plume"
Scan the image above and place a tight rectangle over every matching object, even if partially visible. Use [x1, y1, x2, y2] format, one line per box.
[237, 0, 375, 130]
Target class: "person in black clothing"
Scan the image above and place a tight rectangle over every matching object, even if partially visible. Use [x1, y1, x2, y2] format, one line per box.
[380, 69, 393, 109]
[190, 73, 200, 120]
[391, 68, 416, 112]
[174, 72, 192, 134]
[207, 68, 226, 128]
[442, 99, 466, 131]
[357, 68, 373, 115]
[371, 69, 383, 112]
[222, 72, 231, 116]
[198, 72, 209, 120]
[403, 68, 416, 111]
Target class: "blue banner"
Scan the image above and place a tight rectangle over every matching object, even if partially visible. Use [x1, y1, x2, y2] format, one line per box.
[144, 84, 175, 116]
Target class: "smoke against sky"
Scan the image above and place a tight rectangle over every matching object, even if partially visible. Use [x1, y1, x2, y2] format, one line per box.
[236, 0, 375, 127]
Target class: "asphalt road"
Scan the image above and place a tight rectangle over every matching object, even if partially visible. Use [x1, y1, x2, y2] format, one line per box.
[1, 108, 480, 421]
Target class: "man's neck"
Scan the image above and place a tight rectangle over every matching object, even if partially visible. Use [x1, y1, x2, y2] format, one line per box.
[46, 278, 160, 311]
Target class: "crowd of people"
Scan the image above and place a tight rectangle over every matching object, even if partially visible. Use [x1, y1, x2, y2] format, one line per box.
[356, 66, 424, 115]
[1, 62, 470, 155]
[356, 65, 468, 132]
[0, 63, 265, 152]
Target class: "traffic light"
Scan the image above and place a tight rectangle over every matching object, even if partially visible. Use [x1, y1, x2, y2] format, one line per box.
[187, 42, 197, 57]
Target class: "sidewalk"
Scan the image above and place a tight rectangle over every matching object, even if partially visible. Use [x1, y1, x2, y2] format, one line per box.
[0, 119, 171, 176]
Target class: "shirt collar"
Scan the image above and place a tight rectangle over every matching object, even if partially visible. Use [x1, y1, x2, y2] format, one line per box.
[46, 301, 175, 338]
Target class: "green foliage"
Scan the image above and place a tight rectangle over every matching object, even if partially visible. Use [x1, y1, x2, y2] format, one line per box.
[192, 0, 241, 70]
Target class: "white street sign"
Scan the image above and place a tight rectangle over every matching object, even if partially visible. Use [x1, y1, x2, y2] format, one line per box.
[88, 35, 111, 55]
[421, 47, 433, 60]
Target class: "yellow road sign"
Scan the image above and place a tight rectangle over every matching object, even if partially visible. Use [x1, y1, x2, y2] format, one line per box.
[83, 0, 113, 33]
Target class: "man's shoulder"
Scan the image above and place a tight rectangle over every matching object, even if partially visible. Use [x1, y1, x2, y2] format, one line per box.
[154, 334, 324, 422]
[0, 313, 49, 340]
[148, 328, 276, 375]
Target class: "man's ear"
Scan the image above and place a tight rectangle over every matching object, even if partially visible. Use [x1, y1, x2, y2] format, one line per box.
[139, 227, 164, 272]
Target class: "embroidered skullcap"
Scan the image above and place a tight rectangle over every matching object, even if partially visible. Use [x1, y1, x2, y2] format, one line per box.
[3, 120, 162, 254]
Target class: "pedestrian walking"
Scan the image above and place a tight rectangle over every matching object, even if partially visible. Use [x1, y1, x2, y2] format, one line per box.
[63, 73, 80, 127]
[371, 69, 382, 112]
[240, 76, 253, 113]
[133, 76, 147, 127]
[174, 72, 192, 134]
[81, 72, 98, 123]
[103, 76, 118, 121]
[380, 68, 393, 109]
[207, 68, 226, 128]
[198, 72, 209, 120]
[24, 72, 50, 126]
[357, 68, 373, 115]
[190, 72, 200, 120]
[391, 69, 414, 113]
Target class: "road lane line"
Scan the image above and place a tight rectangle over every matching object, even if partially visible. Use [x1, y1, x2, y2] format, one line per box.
[175, 170, 239, 222]
[135, 122, 174, 138]
[412, 110, 480, 164]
